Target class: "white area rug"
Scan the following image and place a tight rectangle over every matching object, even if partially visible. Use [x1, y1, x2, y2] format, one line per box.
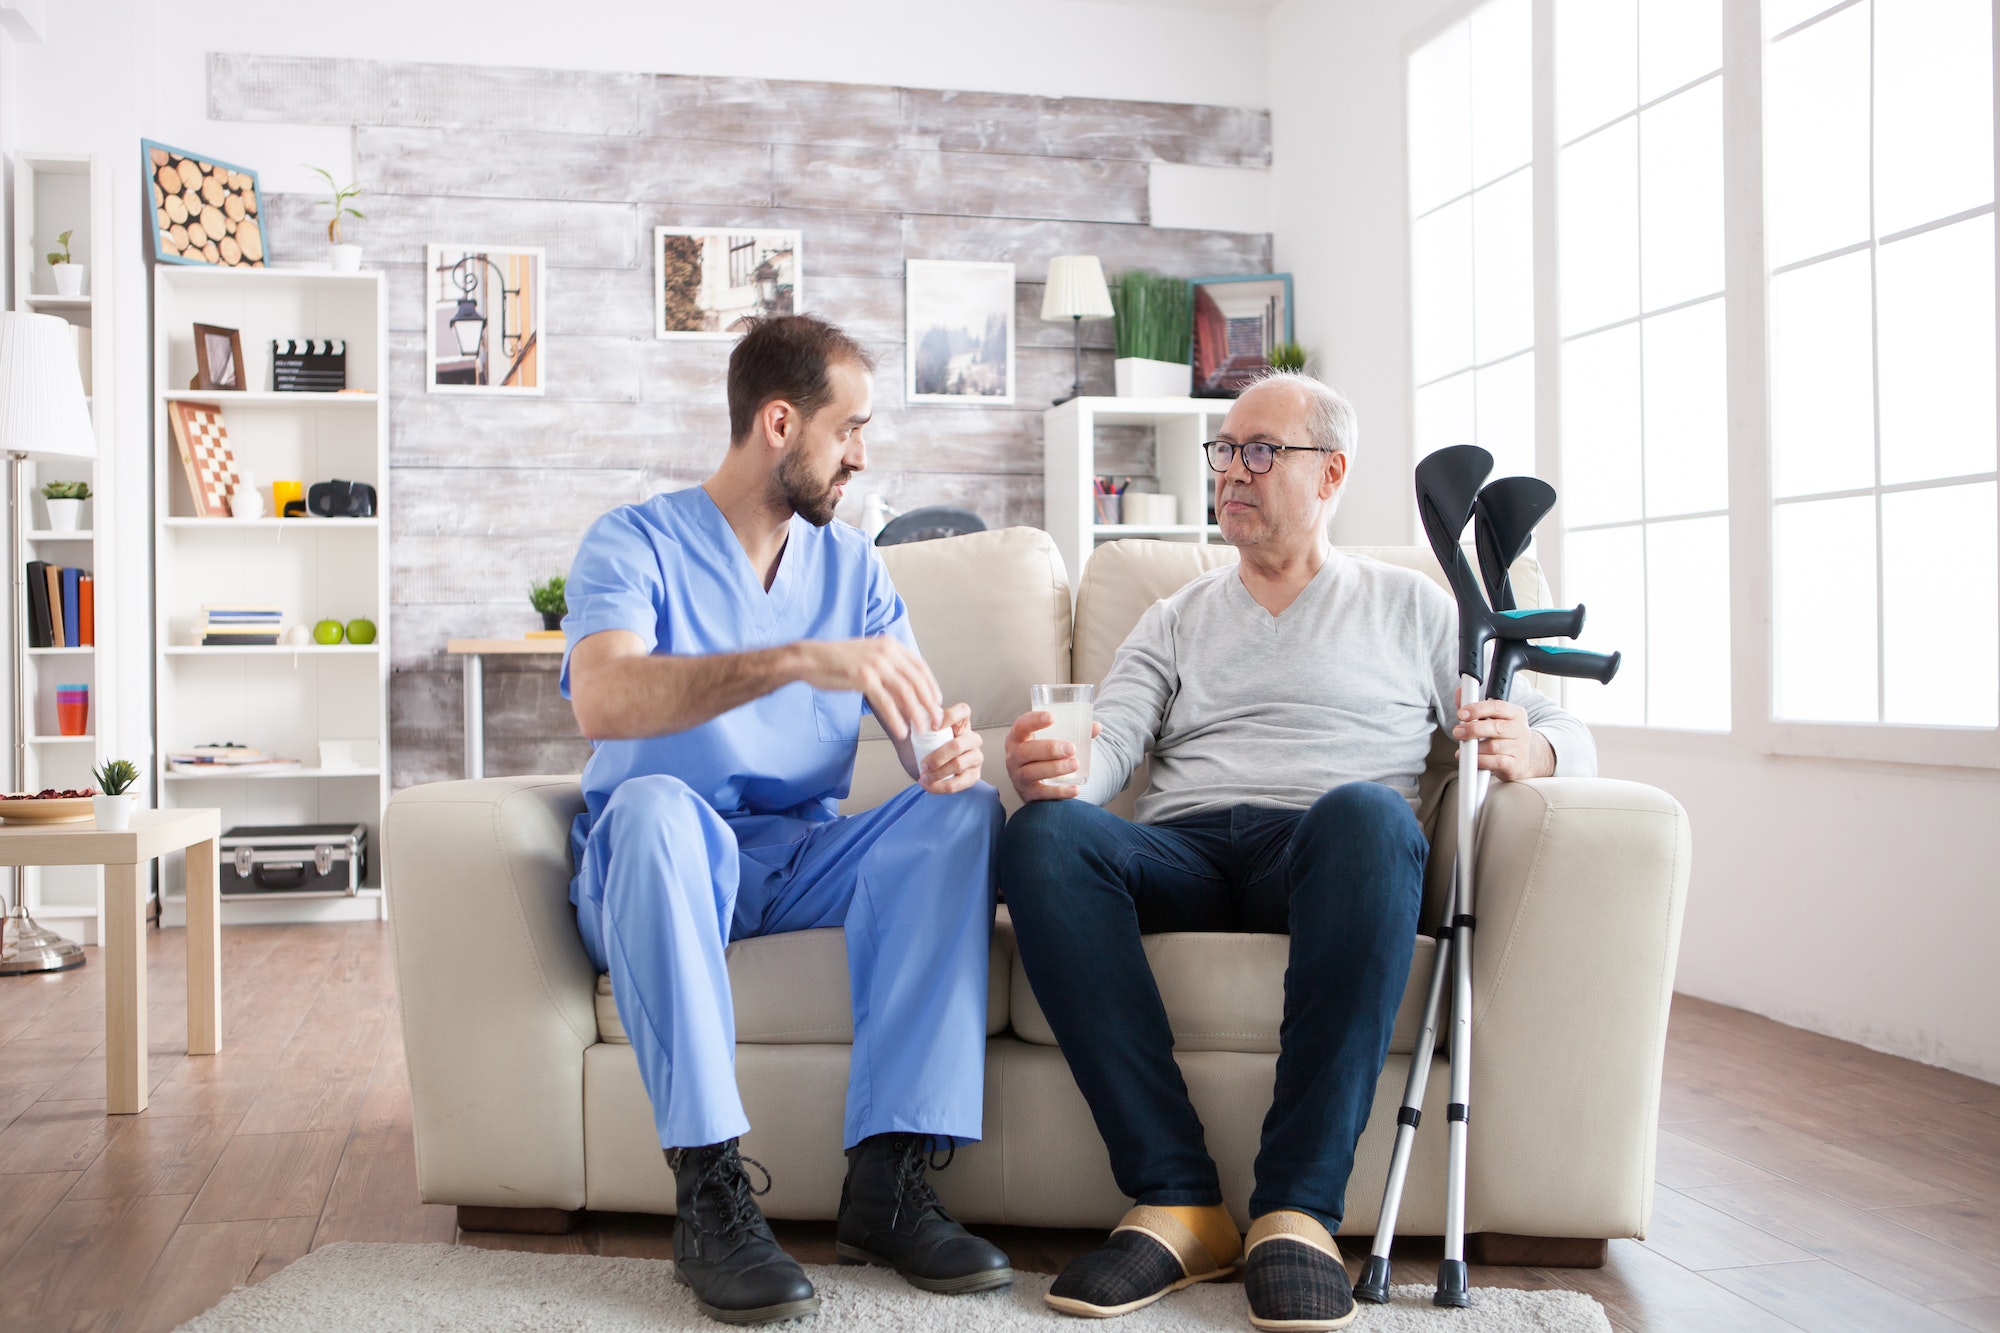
[175, 1241, 1611, 1332]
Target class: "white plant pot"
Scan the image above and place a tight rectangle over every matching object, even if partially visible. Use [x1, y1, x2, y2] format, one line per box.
[43, 498, 83, 531]
[52, 263, 85, 297]
[330, 244, 363, 273]
[92, 793, 137, 832]
[1114, 357, 1193, 399]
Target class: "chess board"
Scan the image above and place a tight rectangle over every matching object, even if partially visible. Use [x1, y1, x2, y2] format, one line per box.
[169, 401, 241, 518]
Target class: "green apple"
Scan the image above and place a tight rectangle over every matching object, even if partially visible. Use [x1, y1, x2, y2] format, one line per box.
[345, 618, 377, 645]
[313, 619, 345, 645]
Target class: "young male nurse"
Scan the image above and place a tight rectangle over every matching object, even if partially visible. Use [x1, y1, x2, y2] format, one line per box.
[563, 315, 1012, 1325]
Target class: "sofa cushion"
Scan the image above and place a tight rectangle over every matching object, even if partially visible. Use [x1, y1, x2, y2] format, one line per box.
[840, 527, 1072, 816]
[1010, 931, 1440, 1056]
[597, 907, 1016, 1045]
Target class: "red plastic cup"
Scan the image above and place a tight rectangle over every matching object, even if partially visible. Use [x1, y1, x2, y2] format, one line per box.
[56, 684, 88, 737]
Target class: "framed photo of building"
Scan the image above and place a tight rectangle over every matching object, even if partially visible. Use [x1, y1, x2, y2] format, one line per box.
[1191, 273, 1294, 398]
[655, 228, 802, 339]
[425, 244, 545, 394]
[905, 259, 1016, 405]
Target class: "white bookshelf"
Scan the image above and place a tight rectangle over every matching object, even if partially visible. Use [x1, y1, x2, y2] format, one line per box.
[10, 152, 116, 943]
[1042, 396, 1232, 583]
[151, 265, 389, 925]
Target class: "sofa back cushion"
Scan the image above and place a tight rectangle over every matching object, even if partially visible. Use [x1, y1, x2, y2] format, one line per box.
[840, 526, 1073, 814]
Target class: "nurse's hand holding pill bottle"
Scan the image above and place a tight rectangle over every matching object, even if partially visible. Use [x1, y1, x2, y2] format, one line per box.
[797, 635, 985, 796]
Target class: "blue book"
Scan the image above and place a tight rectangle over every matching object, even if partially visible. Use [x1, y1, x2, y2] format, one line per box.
[60, 568, 80, 648]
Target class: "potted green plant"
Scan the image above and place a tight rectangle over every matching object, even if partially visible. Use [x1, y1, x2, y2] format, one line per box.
[530, 575, 567, 632]
[91, 759, 141, 832]
[1110, 270, 1193, 399]
[1269, 341, 1310, 373]
[41, 479, 89, 531]
[309, 166, 366, 272]
[46, 229, 84, 298]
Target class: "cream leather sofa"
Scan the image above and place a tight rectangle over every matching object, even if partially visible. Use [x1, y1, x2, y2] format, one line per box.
[385, 527, 1690, 1256]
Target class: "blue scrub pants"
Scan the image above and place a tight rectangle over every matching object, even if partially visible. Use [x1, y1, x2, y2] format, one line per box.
[571, 776, 1004, 1152]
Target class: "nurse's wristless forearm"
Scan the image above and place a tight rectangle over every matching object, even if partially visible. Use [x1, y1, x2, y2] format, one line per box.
[569, 635, 940, 742]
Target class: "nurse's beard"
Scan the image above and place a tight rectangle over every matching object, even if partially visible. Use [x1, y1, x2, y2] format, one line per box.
[780, 446, 849, 527]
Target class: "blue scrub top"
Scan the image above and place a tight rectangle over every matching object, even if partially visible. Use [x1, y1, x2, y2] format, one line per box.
[560, 485, 916, 825]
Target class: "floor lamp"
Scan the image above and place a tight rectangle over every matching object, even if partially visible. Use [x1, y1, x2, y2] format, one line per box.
[0, 312, 98, 975]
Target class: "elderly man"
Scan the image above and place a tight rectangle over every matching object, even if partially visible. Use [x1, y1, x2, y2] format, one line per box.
[998, 372, 1595, 1331]
[564, 315, 1011, 1325]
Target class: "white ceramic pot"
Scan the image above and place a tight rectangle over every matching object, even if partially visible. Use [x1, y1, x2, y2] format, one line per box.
[92, 793, 136, 832]
[52, 263, 85, 298]
[43, 498, 83, 530]
[1114, 357, 1193, 399]
[330, 244, 363, 273]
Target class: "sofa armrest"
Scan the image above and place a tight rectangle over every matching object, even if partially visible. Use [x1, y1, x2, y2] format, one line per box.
[384, 776, 597, 1210]
[1440, 777, 1691, 1239]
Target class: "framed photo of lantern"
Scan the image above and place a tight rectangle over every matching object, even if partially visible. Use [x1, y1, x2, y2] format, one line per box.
[425, 244, 546, 394]
[142, 141, 265, 268]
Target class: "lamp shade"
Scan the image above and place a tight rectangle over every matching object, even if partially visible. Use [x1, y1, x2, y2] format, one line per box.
[1041, 255, 1115, 321]
[0, 312, 94, 461]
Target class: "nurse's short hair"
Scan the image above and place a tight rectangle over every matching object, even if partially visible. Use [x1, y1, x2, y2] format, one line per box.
[728, 315, 877, 445]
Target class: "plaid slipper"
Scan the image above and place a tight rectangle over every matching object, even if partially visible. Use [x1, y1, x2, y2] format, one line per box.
[1243, 1211, 1357, 1331]
[1045, 1205, 1238, 1318]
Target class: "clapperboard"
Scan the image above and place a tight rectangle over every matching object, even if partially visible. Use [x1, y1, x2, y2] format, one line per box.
[271, 339, 347, 392]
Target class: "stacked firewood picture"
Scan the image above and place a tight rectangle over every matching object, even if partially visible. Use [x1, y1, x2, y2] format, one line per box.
[146, 143, 265, 268]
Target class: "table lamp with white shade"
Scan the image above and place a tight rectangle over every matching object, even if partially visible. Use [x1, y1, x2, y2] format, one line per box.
[0, 312, 97, 975]
[1042, 255, 1115, 405]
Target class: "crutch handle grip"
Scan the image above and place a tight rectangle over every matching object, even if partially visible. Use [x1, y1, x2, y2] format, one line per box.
[1491, 603, 1585, 641]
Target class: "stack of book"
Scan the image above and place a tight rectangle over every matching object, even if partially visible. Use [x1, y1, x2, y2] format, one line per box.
[201, 604, 282, 647]
[166, 745, 302, 775]
[25, 562, 93, 648]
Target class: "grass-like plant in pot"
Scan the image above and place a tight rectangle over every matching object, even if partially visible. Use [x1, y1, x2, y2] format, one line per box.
[1269, 341, 1310, 373]
[1111, 270, 1194, 398]
[530, 575, 567, 632]
[92, 759, 141, 832]
[41, 479, 90, 530]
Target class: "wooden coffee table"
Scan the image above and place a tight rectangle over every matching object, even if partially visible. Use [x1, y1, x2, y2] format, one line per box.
[0, 807, 222, 1113]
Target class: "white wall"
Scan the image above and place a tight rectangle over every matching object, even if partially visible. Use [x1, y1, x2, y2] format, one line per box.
[1266, 0, 2000, 1083]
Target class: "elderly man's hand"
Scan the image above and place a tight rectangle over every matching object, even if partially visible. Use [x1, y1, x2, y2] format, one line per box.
[1003, 711, 1102, 803]
[1452, 699, 1556, 782]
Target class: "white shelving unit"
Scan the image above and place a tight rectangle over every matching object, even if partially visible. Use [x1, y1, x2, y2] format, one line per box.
[1042, 397, 1233, 583]
[152, 265, 389, 926]
[10, 152, 116, 943]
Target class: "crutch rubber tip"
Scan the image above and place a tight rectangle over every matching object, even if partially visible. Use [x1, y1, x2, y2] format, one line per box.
[1353, 1256, 1393, 1304]
[1434, 1259, 1471, 1308]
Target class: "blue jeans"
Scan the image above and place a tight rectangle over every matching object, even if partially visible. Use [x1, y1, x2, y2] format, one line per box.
[1000, 782, 1427, 1233]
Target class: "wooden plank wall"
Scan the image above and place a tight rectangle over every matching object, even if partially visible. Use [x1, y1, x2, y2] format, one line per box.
[205, 54, 1273, 787]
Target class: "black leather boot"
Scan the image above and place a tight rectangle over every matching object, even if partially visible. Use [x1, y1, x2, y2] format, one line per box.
[669, 1141, 819, 1325]
[835, 1134, 1013, 1294]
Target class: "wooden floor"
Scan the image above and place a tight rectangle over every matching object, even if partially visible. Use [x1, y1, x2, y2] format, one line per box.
[0, 923, 1995, 1332]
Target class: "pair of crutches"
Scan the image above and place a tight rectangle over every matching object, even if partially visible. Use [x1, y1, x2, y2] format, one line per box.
[1353, 445, 1622, 1309]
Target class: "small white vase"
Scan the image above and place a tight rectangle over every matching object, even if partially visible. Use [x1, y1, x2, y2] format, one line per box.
[330, 244, 362, 273]
[52, 263, 84, 298]
[1114, 357, 1193, 399]
[92, 793, 136, 831]
[43, 498, 83, 530]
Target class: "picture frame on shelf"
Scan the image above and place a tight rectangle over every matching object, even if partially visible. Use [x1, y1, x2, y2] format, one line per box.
[655, 227, 801, 339]
[142, 141, 264, 268]
[425, 244, 544, 394]
[906, 259, 1016, 406]
[1190, 272, 1294, 398]
[190, 323, 244, 391]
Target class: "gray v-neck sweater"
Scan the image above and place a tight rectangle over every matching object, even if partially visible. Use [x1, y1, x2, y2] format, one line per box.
[1076, 550, 1597, 824]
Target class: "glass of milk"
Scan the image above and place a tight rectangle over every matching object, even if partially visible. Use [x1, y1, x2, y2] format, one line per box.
[1030, 684, 1095, 786]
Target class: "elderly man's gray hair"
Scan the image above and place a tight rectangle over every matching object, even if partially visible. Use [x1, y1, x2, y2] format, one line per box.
[1248, 370, 1359, 463]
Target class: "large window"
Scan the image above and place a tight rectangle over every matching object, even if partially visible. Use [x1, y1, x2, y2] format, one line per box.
[1765, 0, 1998, 729]
[1408, 0, 1537, 481]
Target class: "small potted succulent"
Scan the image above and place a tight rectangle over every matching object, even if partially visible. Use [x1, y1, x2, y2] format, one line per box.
[309, 165, 366, 272]
[1110, 269, 1193, 399]
[91, 759, 141, 832]
[530, 575, 567, 632]
[46, 229, 84, 297]
[41, 479, 89, 531]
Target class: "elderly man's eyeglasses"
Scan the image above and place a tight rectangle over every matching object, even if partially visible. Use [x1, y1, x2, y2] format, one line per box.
[1202, 440, 1333, 475]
